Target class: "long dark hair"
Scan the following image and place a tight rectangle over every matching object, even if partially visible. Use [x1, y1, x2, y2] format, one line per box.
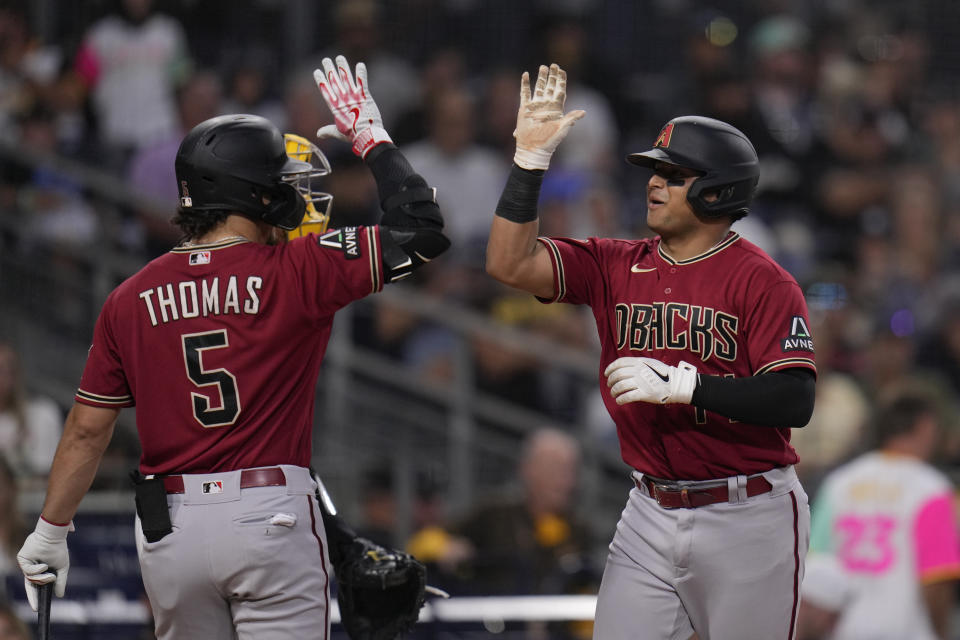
[170, 208, 230, 243]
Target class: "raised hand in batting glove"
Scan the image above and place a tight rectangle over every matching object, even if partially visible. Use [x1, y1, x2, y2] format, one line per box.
[314, 55, 392, 159]
[17, 517, 74, 611]
[335, 537, 427, 640]
[605, 357, 698, 405]
[513, 63, 585, 170]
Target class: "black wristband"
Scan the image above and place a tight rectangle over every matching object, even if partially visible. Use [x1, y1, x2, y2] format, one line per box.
[363, 141, 397, 165]
[496, 164, 545, 223]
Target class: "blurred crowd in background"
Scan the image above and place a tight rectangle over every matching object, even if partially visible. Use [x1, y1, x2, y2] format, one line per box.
[6, 0, 960, 636]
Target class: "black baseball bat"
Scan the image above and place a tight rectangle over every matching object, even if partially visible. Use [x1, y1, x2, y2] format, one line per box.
[37, 582, 53, 640]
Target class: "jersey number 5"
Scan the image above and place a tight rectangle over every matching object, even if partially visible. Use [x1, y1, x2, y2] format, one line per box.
[182, 330, 241, 428]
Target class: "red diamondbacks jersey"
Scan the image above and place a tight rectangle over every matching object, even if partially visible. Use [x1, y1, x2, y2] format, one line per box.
[538, 231, 816, 480]
[75, 229, 384, 474]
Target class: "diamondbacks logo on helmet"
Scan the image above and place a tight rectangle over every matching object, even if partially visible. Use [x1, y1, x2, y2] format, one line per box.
[654, 123, 675, 148]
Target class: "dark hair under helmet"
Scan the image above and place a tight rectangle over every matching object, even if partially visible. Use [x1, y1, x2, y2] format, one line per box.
[627, 116, 760, 219]
[175, 114, 310, 230]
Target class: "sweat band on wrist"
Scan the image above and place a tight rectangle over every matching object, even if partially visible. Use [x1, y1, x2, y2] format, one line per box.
[353, 126, 393, 159]
[495, 164, 545, 223]
[514, 147, 553, 171]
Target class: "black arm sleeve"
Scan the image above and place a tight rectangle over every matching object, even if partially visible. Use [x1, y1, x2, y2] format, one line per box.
[690, 368, 815, 428]
[365, 143, 450, 282]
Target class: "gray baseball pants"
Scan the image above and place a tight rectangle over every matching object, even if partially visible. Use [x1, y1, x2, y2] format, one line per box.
[593, 465, 809, 640]
[134, 465, 331, 640]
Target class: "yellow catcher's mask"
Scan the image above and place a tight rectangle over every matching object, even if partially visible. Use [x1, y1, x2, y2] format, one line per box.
[284, 133, 333, 240]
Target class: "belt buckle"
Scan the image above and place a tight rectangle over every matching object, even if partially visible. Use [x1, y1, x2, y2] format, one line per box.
[652, 482, 683, 509]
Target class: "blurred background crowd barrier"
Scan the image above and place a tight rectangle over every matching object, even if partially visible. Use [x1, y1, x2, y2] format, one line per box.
[6, 0, 960, 637]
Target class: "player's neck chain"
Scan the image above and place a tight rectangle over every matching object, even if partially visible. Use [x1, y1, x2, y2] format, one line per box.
[181, 235, 250, 248]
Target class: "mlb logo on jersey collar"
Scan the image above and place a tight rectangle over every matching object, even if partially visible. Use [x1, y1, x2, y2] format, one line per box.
[189, 251, 211, 265]
[202, 480, 224, 494]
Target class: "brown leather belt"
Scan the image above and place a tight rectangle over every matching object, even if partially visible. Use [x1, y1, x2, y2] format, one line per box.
[162, 467, 286, 494]
[637, 474, 772, 509]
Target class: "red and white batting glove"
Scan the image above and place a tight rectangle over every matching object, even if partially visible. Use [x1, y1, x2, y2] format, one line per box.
[605, 357, 698, 405]
[513, 63, 585, 170]
[17, 516, 74, 611]
[313, 55, 392, 159]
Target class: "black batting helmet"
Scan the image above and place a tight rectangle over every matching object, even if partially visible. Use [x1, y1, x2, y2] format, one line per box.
[175, 114, 311, 230]
[627, 116, 759, 219]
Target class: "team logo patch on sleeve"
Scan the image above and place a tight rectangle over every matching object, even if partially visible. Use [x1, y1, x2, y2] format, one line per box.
[782, 316, 814, 352]
[189, 251, 211, 265]
[317, 227, 362, 259]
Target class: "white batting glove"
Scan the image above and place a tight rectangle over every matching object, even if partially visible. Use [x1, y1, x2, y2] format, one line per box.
[605, 357, 698, 405]
[313, 55, 392, 159]
[513, 63, 586, 170]
[17, 517, 74, 611]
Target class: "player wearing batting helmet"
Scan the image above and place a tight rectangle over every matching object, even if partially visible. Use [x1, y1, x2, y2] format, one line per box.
[16, 55, 448, 639]
[486, 64, 815, 639]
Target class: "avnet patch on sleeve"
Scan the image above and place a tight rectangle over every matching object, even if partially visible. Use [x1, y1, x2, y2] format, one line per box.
[781, 316, 814, 352]
[316, 227, 362, 260]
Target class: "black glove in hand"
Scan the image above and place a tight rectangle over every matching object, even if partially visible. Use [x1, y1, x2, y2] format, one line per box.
[336, 537, 427, 640]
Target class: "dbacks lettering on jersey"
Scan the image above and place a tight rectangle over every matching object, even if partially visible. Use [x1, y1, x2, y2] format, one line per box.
[615, 301, 738, 362]
[139, 275, 263, 327]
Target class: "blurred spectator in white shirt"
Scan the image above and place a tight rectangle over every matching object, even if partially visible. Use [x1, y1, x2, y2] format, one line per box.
[403, 85, 508, 268]
[0, 342, 61, 484]
[74, 0, 192, 166]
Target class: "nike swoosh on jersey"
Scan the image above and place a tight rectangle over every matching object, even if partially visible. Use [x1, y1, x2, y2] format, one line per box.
[645, 363, 669, 382]
[631, 264, 657, 273]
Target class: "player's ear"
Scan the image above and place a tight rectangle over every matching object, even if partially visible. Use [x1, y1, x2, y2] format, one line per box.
[701, 188, 720, 203]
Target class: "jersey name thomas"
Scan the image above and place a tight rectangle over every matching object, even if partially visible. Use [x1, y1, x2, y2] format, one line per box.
[138, 275, 263, 326]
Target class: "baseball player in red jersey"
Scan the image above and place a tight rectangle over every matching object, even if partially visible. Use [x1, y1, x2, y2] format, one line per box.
[15, 55, 448, 639]
[486, 64, 816, 639]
